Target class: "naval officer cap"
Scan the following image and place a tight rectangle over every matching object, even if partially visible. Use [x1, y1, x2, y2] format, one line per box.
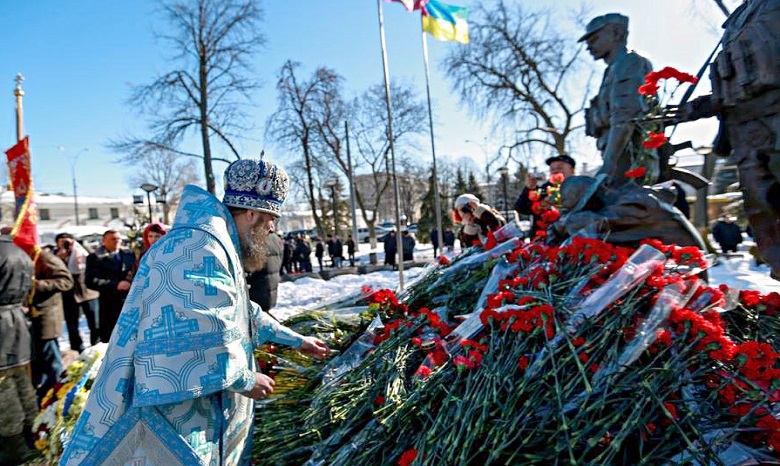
[578, 13, 629, 42]
[223, 159, 289, 216]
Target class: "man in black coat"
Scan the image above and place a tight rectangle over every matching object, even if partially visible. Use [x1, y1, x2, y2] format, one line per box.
[402, 230, 416, 261]
[442, 228, 455, 252]
[384, 230, 397, 267]
[0, 236, 41, 464]
[247, 233, 285, 313]
[712, 216, 743, 253]
[86, 230, 136, 342]
[346, 235, 356, 266]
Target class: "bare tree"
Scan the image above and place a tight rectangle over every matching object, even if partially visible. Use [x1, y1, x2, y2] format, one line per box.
[348, 82, 428, 239]
[110, 0, 265, 194]
[443, 0, 589, 160]
[127, 150, 201, 224]
[267, 61, 342, 237]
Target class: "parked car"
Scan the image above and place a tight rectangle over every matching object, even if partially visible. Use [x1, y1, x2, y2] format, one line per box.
[284, 228, 317, 240]
[357, 226, 390, 243]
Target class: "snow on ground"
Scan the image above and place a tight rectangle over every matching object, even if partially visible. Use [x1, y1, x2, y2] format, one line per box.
[59, 239, 779, 352]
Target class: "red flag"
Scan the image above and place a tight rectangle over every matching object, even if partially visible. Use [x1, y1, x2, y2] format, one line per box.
[5, 136, 39, 255]
[383, 0, 426, 11]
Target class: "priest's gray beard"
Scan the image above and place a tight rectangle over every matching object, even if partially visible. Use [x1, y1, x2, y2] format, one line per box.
[240, 220, 269, 272]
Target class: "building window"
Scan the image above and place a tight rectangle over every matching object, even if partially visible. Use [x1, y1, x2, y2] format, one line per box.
[110, 207, 120, 219]
[88, 208, 98, 220]
[39, 208, 50, 221]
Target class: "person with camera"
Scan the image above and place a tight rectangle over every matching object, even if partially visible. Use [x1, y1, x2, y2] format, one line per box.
[55, 233, 100, 353]
[514, 154, 576, 239]
[453, 194, 506, 248]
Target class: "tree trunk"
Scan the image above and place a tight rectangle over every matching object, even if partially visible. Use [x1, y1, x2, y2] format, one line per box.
[199, 55, 216, 194]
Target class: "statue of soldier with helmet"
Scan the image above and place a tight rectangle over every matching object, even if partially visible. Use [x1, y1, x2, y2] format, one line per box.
[680, 0, 780, 280]
[581, 13, 658, 188]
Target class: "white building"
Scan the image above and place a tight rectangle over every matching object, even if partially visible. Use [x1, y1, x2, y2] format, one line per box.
[1, 191, 136, 246]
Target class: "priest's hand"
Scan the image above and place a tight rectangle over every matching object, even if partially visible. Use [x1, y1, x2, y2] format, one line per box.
[245, 372, 275, 400]
[299, 336, 329, 360]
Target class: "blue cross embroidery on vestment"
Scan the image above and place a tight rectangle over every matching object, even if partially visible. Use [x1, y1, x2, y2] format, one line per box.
[162, 229, 193, 255]
[66, 412, 98, 452]
[116, 308, 139, 347]
[144, 305, 199, 341]
[199, 352, 232, 388]
[183, 256, 231, 296]
[182, 200, 214, 223]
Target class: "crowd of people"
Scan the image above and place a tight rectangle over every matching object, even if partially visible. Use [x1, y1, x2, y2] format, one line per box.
[0, 221, 172, 463]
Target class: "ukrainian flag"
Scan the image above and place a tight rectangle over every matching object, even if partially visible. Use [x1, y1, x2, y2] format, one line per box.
[422, 0, 469, 44]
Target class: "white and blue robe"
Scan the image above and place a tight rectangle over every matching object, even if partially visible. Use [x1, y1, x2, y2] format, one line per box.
[61, 185, 304, 465]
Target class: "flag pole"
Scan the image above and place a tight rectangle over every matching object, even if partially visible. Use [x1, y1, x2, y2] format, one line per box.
[345, 120, 360, 255]
[376, 0, 405, 289]
[14, 74, 24, 142]
[420, 17, 445, 252]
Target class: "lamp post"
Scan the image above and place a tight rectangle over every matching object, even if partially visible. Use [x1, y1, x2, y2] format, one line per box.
[325, 180, 339, 237]
[60, 147, 88, 225]
[498, 166, 510, 221]
[140, 183, 158, 223]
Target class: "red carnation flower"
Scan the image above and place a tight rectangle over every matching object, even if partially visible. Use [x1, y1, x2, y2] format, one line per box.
[398, 448, 418, 466]
[643, 131, 668, 149]
[624, 166, 647, 179]
[549, 173, 565, 185]
[638, 82, 659, 96]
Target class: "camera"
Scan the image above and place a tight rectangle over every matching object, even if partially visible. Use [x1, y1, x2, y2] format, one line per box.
[62, 240, 72, 251]
[460, 205, 474, 215]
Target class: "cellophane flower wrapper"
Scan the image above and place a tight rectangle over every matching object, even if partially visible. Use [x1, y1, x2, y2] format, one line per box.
[321, 314, 384, 385]
[33, 343, 107, 458]
[442, 257, 520, 354]
[491, 219, 525, 243]
[251, 237, 780, 465]
[526, 244, 666, 378]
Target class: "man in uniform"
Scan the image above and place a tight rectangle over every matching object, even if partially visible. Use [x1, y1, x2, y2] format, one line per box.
[0, 234, 40, 464]
[682, 0, 780, 280]
[62, 159, 329, 465]
[581, 13, 657, 187]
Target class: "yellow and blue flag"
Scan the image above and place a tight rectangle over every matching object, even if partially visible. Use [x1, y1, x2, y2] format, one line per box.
[422, 0, 469, 44]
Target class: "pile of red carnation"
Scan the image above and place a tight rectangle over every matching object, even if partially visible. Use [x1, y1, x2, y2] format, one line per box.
[254, 236, 779, 465]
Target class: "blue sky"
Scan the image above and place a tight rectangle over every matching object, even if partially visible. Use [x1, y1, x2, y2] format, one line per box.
[1, 0, 730, 199]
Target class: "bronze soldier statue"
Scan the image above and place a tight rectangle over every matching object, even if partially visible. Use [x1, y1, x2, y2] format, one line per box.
[581, 13, 658, 187]
[681, 0, 780, 280]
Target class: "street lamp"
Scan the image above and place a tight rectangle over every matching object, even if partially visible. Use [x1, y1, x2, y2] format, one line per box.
[140, 183, 158, 223]
[324, 180, 339, 237]
[498, 166, 510, 221]
[59, 147, 88, 225]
